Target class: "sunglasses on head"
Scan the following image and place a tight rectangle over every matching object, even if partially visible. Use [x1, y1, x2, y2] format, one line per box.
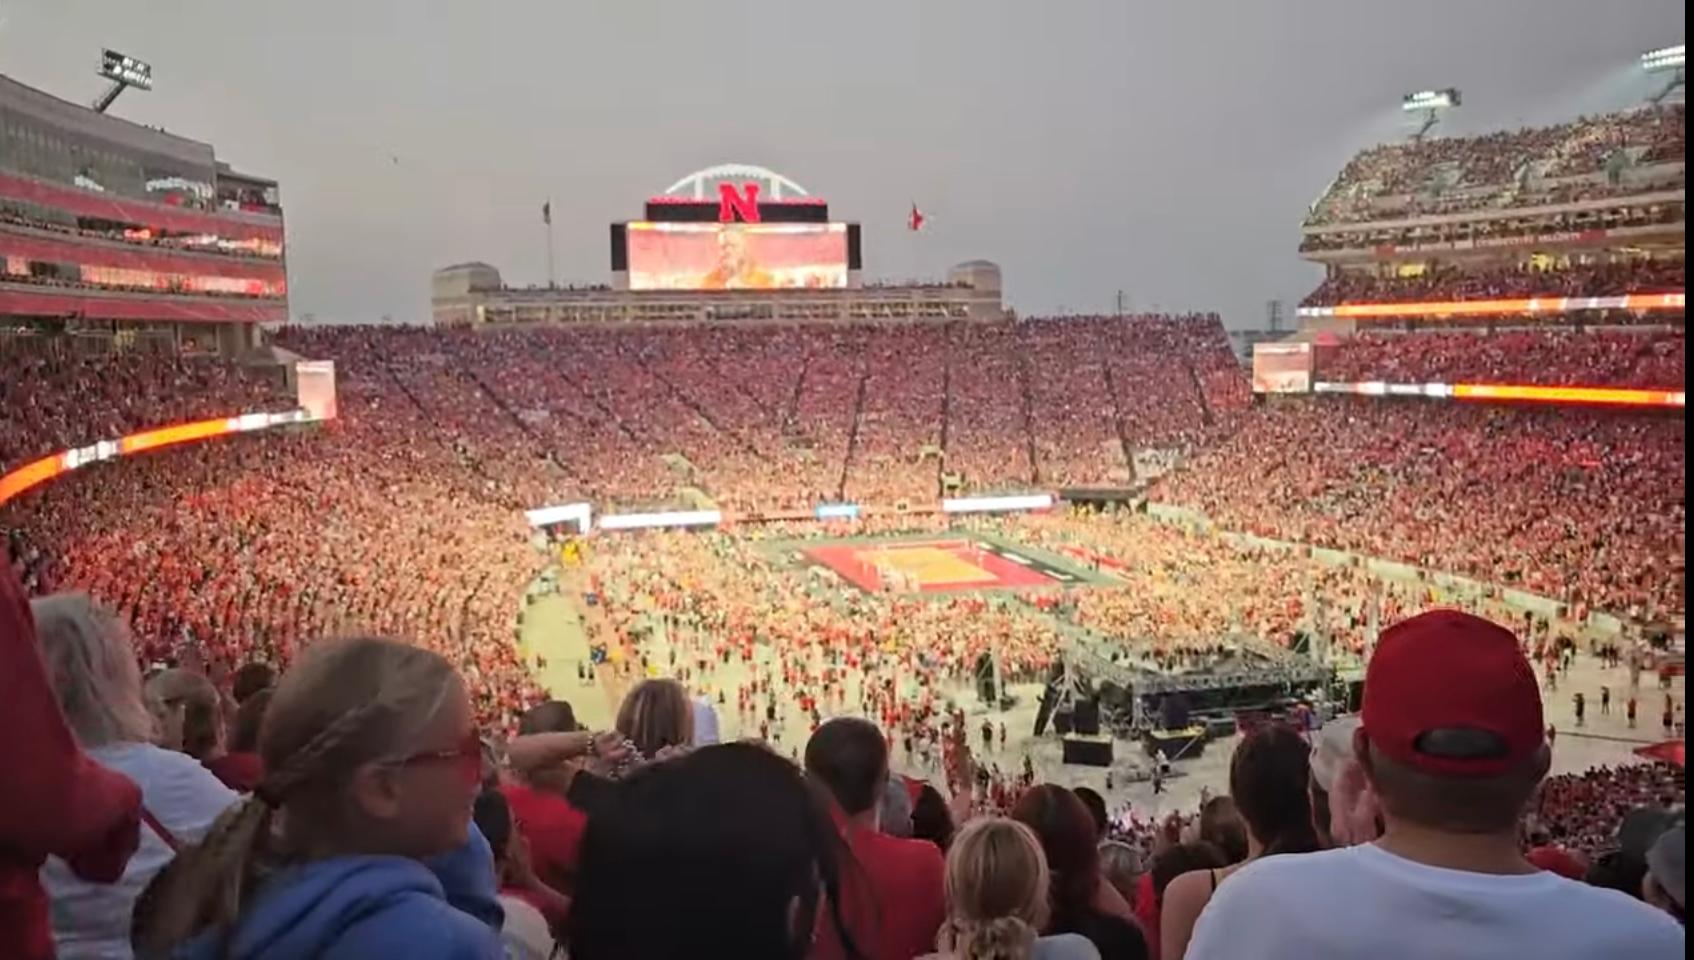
[395, 730, 484, 787]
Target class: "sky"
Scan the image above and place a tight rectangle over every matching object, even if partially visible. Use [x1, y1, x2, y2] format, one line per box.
[0, 0, 1683, 328]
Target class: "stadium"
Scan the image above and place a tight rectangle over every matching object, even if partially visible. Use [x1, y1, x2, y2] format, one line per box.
[0, 26, 1687, 960]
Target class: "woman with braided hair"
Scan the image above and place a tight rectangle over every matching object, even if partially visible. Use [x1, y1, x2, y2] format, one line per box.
[926, 818, 1101, 960]
[131, 637, 503, 959]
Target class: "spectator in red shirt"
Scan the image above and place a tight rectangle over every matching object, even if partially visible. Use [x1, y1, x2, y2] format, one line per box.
[0, 559, 142, 960]
[205, 688, 271, 793]
[500, 700, 591, 895]
[807, 717, 948, 960]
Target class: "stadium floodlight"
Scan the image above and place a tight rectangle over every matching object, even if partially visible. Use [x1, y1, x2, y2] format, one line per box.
[1641, 44, 1685, 105]
[92, 48, 153, 113]
[1402, 88, 1460, 141]
[1641, 44, 1685, 73]
[1401, 89, 1461, 112]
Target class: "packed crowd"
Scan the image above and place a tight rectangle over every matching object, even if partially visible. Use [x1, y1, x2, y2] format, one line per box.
[0, 349, 293, 470]
[5, 383, 546, 731]
[1534, 763, 1687, 861]
[274, 315, 1244, 511]
[6, 562, 1684, 960]
[1315, 328, 1687, 388]
[1306, 105, 1686, 227]
[1301, 258, 1686, 307]
[1155, 396, 1687, 622]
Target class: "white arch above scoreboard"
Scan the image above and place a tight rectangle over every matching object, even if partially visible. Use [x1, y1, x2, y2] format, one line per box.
[661, 164, 811, 201]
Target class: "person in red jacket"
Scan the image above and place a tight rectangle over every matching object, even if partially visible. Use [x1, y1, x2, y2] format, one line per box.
[0, 557, 142, 960]
[807, 717, 947, 960]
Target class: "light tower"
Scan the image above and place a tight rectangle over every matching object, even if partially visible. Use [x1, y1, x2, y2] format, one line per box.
[1402, 88, 1461, 142]
[92, 48, 152, 114]
[1641, 44, 1685, 105]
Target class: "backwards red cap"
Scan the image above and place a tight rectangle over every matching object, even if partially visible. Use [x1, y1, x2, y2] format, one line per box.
[1362, 610, 1544, 777]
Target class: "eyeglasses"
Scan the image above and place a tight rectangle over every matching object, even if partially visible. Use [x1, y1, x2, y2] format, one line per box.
[395, 730, 483, 787]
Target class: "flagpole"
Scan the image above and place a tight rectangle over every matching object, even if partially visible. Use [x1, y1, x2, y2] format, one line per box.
[545, 197, 556, 289]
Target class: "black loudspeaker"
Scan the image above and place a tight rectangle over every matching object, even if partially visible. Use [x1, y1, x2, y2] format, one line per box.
[973, 653, 997, 703]
[1062, 736, 1113, 767]
[1073, 699, 1101, 736]
[1031, 662, 1066, 737]
[609, 224, 628, 271]
[1159, 694, 1192, 731]
[847, 223, 863, 270]
[1345, 679, 1365, 713]
[1053, 710, 1075, 736]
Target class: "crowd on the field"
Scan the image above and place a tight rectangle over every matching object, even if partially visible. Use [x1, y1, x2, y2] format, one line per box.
[1315, 328, 1687, 388]
[6, 562, 1684, 959]
[1154, 397, 1686, 622]
[1301, 259, 1686, 308]
[1306, 105, 1685, 226]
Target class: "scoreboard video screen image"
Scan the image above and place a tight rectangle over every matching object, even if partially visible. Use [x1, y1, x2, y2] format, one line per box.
[1252, 342, 1313, 394]
[625, 222, 849, 291]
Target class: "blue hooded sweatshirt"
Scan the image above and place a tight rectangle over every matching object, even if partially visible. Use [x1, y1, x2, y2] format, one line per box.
[172, 825, 505, 960]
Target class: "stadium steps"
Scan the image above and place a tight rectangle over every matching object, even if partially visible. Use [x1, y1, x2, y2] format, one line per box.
[462, 366, 584, 484]
[1016, 352, 1040, 485]
[781, 352, 812, 436]
[938, 336, 954, 468]
[1099, 361, 1139, 484]
[1185, 363, 1216, 428]
[638, 359, 762, 458]
[835, 366, 870, 502]
[382, 365, 509, 504]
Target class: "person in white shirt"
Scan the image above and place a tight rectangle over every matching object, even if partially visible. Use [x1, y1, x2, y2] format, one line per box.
[32, 594, 239, 960]
[1186, 610, 1684, 960]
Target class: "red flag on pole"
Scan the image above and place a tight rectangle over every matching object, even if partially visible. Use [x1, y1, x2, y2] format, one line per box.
[907, 203, 925, 232]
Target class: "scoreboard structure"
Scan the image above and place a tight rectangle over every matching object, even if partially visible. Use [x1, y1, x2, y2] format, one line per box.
[432, 162, 1005, 327]
[610, 164, 862, 291]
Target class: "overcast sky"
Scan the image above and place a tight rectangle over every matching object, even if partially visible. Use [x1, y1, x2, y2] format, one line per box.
[0, 0, 1682, 327]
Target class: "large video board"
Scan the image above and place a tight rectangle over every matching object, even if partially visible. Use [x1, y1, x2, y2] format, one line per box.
[1252, 342, 1313, 394]
[625, 222, 848, 291]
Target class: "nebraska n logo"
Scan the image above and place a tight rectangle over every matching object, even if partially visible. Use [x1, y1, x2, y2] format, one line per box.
[717, 182, 761, 223]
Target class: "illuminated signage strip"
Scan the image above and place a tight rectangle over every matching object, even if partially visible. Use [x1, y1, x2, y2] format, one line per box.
[524, 502, 594, 529]
[0, 408, 319, 507]
[942, 494, 1055, 514]
[598, 510, 723, 531]
[1297, 293, 1686, 320]
[1313, 381, 1684, 408]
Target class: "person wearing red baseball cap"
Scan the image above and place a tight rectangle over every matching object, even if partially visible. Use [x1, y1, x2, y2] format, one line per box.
[1187, 610, 1684, 960]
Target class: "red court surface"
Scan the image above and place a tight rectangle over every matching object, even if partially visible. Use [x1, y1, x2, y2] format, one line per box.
[804, 539, 1058, 593]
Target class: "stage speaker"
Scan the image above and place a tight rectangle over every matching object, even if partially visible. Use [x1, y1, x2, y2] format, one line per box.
[1031, 662, 1066, 737]
[1159, 694, 1192, 731]
[1053, 709, 1074, 736]
[1073, 698, 1101, 736]
[1062, 735, 1113, 767]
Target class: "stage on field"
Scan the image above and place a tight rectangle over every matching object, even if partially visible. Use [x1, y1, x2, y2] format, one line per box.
[803, 538, 1078, 593]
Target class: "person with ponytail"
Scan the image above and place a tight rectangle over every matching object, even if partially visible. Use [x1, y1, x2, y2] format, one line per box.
[1010, 786, 1147, 960]
[130, 637, 503, 960]
[34, 594, 239, 960]
[1159, 724, 1323, 960]
[146, 668, 265, 793]
[926, 818, 1101, 960]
